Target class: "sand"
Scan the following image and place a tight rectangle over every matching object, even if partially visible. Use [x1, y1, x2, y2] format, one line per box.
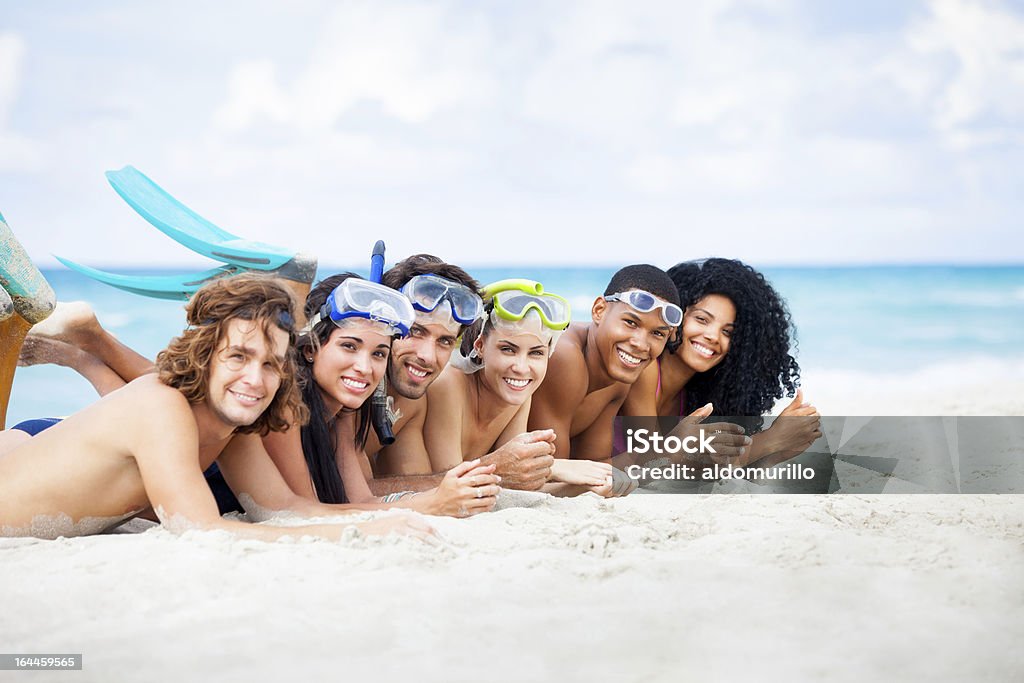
[1, 376, 1022, 682]
[0, 493, 1020, 682]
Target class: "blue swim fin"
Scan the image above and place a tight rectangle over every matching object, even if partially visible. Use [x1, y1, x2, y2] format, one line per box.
[54, 256, 239, 301]
[54, 167, 318, 300]
[105, 166, 298, 271]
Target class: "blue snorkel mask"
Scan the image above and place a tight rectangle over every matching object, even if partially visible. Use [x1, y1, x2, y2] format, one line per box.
[306, 278, 416, 338]
[400, 274, 483, 327]
[303, 242, 416, 338]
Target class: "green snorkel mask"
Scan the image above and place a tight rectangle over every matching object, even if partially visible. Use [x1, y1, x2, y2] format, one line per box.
[481, 279, 571, 331]
[451, 279, 571, 374]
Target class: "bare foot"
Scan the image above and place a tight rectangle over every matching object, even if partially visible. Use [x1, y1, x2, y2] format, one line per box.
[27, 301, 102, 347]
[18, 336, 127, 396]
[19, 336, 90, 369]
[27, 300, 149, 384]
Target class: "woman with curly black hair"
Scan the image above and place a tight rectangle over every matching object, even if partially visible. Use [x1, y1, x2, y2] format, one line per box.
[621, 258, 820, 466]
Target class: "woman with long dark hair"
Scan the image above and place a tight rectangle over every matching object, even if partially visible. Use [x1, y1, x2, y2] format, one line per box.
[621, 258, 820, 466]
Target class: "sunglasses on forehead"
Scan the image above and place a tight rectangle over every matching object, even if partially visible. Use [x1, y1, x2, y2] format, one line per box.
[604, 290, 683, 327]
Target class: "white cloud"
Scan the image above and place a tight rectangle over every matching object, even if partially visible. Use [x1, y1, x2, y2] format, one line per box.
[625, 150, 767, 195]
[5, 2, 1021, 267]
[0, 32, 45, 172]
[519, 2, 718, 143]
[0, 32, 25, 123]
[214, 60, 290, 131]
[213, 1, 495, 133]
[907, 0, 1024, 146]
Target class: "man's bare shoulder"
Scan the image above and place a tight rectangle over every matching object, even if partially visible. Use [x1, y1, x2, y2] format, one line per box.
[5, 375, 195, 469]
[536, 325, 589, 401]
[87, 375, 196, 438]
[114, 374, 191, 411]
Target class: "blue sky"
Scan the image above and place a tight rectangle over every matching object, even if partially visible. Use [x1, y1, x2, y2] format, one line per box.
[1, 0, 1022, 269]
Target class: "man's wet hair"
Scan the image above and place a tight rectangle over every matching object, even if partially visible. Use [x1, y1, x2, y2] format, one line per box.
[603, 264, 681, 307]
[156, 273, 307, 436]
[382, 254, 480, 294]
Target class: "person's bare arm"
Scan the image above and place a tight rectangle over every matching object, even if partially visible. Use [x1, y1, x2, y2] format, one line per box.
[745, 390, 821, 467]
[620, 361, 659, 417]
[527, 344, 587, 460]
[324, 390, 500, 516]
[570, 391, 626, 461]
[422, 370, 467, 472]
[369, 385, 502, 507]
[261, 423, 316, 499]
[368, 471, 445, 495]
[475, 430, 555, 490]
[258, 410, 444, 506]
[217, 433, 383, 517]
[332, 434, 501, 517]
[492, 399, 530, 449]
[135, 395, 428, 541]
[485, 401, 559, 488]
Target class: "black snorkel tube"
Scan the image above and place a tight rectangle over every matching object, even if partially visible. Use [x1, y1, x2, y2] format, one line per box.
[369, 240, 397, 446]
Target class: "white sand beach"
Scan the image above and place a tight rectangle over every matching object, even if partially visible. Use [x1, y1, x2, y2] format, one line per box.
[1, 376, 1022, 683]
[1, 493, 1021, 682]
[4, 0, 1024, 677]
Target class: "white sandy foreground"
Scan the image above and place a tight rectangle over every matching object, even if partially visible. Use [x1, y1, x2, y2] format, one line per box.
[4, 367, 1022, 682]
[1, 492, 1021, 683]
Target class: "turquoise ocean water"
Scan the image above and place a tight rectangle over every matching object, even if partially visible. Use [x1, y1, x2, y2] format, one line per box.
[7, 264, 1024, 426]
